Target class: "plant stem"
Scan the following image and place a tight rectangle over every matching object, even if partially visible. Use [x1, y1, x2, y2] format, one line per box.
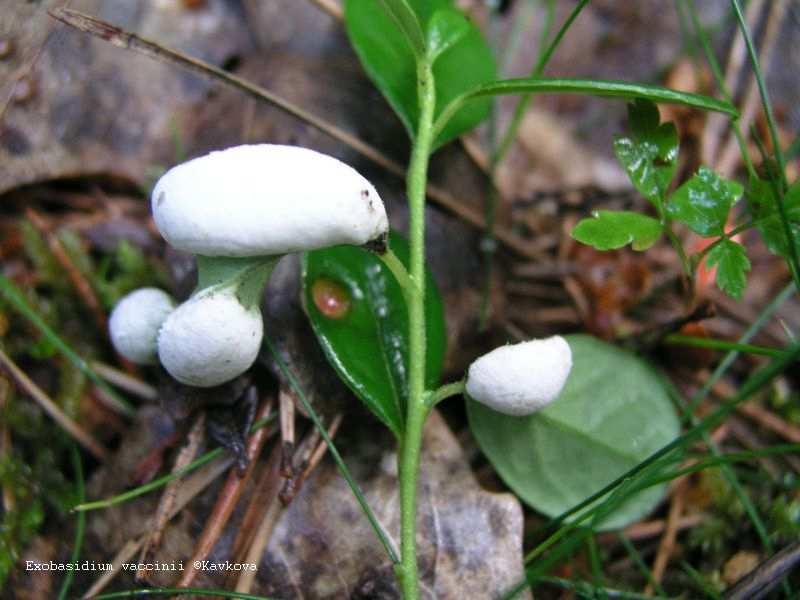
[427, 380, 466, 408]
[397, 58, 436, 600]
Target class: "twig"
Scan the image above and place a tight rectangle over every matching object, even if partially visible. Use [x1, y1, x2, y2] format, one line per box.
[726, 417, 781, 479]
[737, 401, 800, 444]
[232, 445, 284, 594]
[279, 387, 295, 477]
[24, 208, 107, 333]
[702, 0, 765, 166]
[724, 542, 800, 600]
[280, 412, 343, 505]
[703, 374, 800, 444]
[90, 361, 157, 401]
[645, 478, 687, 594]
[599, 514, 704, 544]
[137, 414, 206, 581]
[307, 0, 342, 20]
[176, 394, 274, 589]
[0, 376, 15, 512]
[0, 346, 109, 461]
[716, 0, 788, 177]
[46, 8, 540, 260]
[228, 443, 282, 569]
[81, 454, 234, 599]
[236, 499, 283, 595]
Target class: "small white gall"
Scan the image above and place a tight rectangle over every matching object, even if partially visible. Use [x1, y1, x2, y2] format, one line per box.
[466, 336, 572, 416]
[109, 288, 176, 365]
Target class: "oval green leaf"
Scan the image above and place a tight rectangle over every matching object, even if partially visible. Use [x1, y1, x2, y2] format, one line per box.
[467, 334, 680, 530]
[302, 232, 446, 437]
[571, 210, 663, 251]
[344, 0, 496, 149]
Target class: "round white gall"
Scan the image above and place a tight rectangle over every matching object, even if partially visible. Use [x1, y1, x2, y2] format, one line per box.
[152, 144, 388, 257]
[466, 336, 572, 416]
[109, 288, 176, 365]
[157, 291, 263, 387]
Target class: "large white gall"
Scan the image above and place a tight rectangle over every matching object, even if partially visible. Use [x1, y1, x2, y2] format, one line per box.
[151, 144, 389, 257]
[157, 291, 263, 388]
[466, 336, 572, 416]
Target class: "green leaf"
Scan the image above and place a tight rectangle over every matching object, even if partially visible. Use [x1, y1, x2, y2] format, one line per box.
[705, 239, 751, 299]
[344, 0, 496, 148]
[467, 334, 680, 530]
[613, 100, 679, 209]
[667, 166, 743, 237]
[302, 232, 446, 437]
[571, 210, 663, 251]
[426, 9, 469, 62]
[377, 0, 426, 57]
[433, 77, 737, 142]
[748, 176, 800, 259]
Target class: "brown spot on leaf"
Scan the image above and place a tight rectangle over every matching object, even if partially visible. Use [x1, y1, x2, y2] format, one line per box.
[311, 278, 351, 319]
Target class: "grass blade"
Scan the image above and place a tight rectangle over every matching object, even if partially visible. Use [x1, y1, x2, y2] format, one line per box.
[57, 445, 85, 600]
[434, 76, 737, 139]
[0, 274, 134, 417]
[263, 334, 400, 564]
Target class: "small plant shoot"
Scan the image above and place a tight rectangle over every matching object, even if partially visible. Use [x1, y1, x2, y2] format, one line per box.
[572, 99, 754, 299]
[344, 0, 496, 148]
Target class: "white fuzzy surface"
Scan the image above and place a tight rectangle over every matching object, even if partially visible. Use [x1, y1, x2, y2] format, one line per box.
[157, 292, 263, 387]
[466, 336, 572, 416]
[109, 288, 175, 365]
[152, 144, 388, 256]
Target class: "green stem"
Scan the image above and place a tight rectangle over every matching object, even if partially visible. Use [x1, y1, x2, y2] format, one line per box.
[427, 380, 465, 408]
[397, 58, 436, 600]
[379, 248, 414, 302]
[664, 224, 693, 280]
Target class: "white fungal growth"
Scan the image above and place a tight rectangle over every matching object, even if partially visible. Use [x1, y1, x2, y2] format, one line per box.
[108, 288, 176, 365]
[157, 291, 264, 387]
[466, 336, 572, 416]
[151, 144, 389, 257]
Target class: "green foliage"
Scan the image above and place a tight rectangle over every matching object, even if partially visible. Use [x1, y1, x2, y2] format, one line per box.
[343, 0, 496, 148]
[377, 0, 426, 57]
[0, 454, 45, 587]
[303, 232, 446, 437]
[467, 335, 680, 530]
[571, 210, 663, 251]
[667, 167, 743, 237]
[20, 220, 64, 290]
[61, 236, 165, 310]
[612, 99, 678, 210]
[571, 99, 760, 299]
[705, 239, 750, 300]
[425, 9, 470, 62]
[0, 393, 75, 588]
[748, 177, 800, 260]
